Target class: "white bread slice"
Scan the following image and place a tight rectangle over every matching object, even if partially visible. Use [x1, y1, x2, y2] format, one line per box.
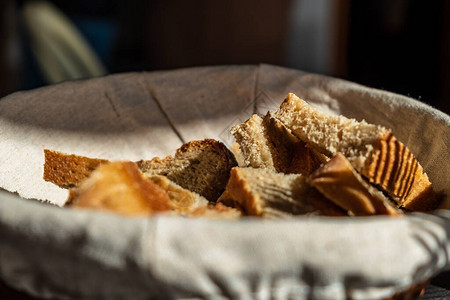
[231, 114, 275, 170]
[231, 113, 326, 175]
[308, 153, 400, 216]
[218, 167, 347, 218]
[274, 93, 439, 211]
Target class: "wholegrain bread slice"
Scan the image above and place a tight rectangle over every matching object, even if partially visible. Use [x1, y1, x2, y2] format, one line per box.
[67, 161, 174, 216]
[308, 153, 400, 216]
[231, 113, 326, 175]
[44, 139, 237, 202]
[217, 167, 347, 218]
[137, 139, 237, 202]
[274, 93, 439, 211]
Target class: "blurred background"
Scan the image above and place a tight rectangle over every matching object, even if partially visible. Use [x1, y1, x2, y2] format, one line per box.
[1, 0, 449, 114]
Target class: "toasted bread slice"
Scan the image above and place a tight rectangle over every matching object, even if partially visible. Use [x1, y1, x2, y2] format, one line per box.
[44, 139, 237, 202]
[231, 113, 326, 175]
[44, 149, 108, 188]
[308, 153, 400, 216]
[218, 167, 347, 218]
[67, 161, 174, 216]
[274, 93, 439, 211]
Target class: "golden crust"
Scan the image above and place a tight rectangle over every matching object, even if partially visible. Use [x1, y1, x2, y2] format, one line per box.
[44, 149, 108, 188]
[363, 134, 440, 211]
[68, 161, 174, 216]
[309, 153, 400, 216]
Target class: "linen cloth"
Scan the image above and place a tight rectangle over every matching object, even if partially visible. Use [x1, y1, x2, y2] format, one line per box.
[0, 65, 449, 299]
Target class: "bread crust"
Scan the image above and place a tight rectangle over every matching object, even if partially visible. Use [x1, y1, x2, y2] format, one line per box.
[67, 161, 174, 216]
[309, 153, 400, 216]
[44, 149, 108, 188]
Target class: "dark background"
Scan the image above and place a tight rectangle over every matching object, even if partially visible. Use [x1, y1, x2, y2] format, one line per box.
[1, 0, 449, 115]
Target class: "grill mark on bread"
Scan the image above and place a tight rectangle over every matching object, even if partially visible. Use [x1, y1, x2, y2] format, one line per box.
[379, 133, 395, 187]
[403, 158, 419, 204]
[398, 150, 414, 200]
[390, 140, 405, 195]
[374, 135, 388, 184]
[395, 143, 408, 197]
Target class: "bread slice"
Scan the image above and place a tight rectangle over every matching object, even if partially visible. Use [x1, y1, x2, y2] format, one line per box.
[44, 139, 237, 202]
[229, 142, 246, 167]
[44, 149, 108, 188]
[231, 113, 326, 175]
[137, 139, 237, 202]
[66, 161, 233, 217]
[274, 93, 439, 211]
[67, 161, 174, 216]
[147, 175, 208, 213]
[218, 167, 347, 218]
[308, 153, 400, 216]
[231, 114, 275, 170]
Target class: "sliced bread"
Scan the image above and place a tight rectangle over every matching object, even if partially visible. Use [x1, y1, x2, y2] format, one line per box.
[44, 139, 237, 202]
[274, 93, 439, 211]
[218, 167, 347, 218]
[308, 153, 400, 216]
[231, 114, 275, 170]
[231, 113, 326, 175]
[44, 149, 108, 188]
[137, 139, 237, 202]
[67, 161, 174, 216]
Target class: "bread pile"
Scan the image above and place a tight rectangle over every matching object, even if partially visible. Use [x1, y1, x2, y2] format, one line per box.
[44, 93, 441, 218]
